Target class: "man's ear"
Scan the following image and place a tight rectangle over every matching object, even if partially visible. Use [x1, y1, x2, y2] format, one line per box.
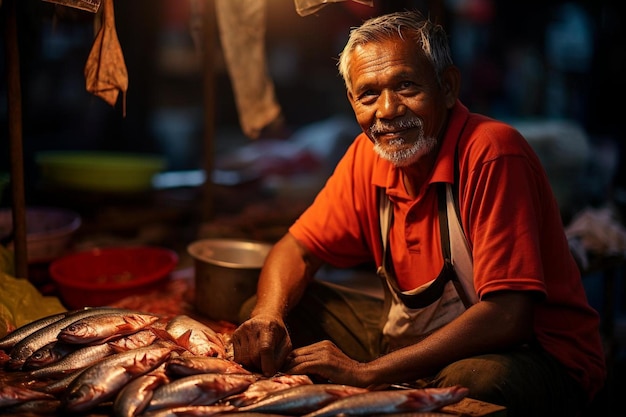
[441, 66, 461, 109]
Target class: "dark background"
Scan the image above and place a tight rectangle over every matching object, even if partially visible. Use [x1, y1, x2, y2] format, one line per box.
[1, 1, 625, 415]
[1, 0, 624, 208]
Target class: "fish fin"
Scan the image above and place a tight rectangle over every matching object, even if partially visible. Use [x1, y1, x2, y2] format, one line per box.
[325, 385, 368, 398]
[201, 329, 225, 347]
[149, 327, 182, 345]
[175, 329, 194, 351]
[114, 314, 155, 333]
[195, 379, 222, 391]
[108, 342, 128, 354]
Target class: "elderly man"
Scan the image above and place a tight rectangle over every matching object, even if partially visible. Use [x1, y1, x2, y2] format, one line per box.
[231, 10, 606, 417]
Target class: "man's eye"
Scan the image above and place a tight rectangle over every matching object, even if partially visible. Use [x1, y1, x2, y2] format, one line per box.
[357, 90, 378, 103]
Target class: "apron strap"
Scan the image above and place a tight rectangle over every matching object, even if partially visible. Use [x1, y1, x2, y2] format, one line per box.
[377, 187, 394, 329]
[377, 183, 473, 310]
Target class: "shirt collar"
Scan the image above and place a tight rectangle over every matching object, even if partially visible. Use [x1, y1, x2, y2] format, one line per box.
[430, 100, 469, 184]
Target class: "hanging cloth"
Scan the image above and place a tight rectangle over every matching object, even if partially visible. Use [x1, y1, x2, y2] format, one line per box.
[294, 0, 374, 16]
[84, 0, 128, 116]
[215, 0, 282, 139]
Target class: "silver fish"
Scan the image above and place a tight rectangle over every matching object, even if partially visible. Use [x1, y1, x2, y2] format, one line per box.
[0, 384, 55, 407]
[166, 355, 251, 376]
[225, 374, 313, 407]
[165, 315, 226, 358]
[206, 414, 285, 417]
[370, 413, 459, 417]
[2, 398, 62, 414]
[302, 386, 470, 417]
[108, 328, 159, 352]
[141, 404, 236, 417]
[29, 342, 114, 379]
[8, 307, 138, 370]
[237, 383, 368, 414]
[40, 368, 84, 395]
[63, 340, 178, 413]
[113, 365, 170, 417]
[0, 311, 69, 351]
[147, 373, 258, 411]
[58, 312, 161, 345]
[22, 340, 77, 370]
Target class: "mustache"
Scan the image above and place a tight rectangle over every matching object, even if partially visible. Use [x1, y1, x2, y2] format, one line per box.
[369, 118, 423, 136]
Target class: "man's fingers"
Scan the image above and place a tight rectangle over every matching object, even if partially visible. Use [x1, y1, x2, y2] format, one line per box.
[233, 325, 261, 369]
[258, 327, 280, 376]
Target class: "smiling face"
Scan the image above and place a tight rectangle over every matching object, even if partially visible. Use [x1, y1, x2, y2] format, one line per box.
[346, 37, 457, 167]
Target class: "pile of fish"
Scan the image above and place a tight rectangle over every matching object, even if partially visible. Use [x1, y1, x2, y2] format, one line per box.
[0, 307, 469, 416]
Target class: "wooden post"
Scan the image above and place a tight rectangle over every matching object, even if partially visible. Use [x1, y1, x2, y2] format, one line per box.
[201, 0, 216, 222]
[3, 0, 28, 278]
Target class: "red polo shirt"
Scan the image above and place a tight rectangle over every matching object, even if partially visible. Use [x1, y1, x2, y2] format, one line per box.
[289, 100, 606, 400]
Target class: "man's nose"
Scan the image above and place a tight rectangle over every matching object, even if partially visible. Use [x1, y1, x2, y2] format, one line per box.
[376, 90, 406, 119]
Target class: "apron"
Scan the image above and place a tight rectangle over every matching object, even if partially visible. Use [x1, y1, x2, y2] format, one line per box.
[377, 182, 476, 352]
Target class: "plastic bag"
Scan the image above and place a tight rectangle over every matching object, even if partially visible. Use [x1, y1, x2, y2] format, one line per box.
[0, 246, 66, 338]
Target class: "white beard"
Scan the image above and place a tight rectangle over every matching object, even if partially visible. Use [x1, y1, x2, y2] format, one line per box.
[373, 135, 437, 167]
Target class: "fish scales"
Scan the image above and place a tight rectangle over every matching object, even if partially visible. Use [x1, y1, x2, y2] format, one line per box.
[8, 307, 141, 370]
[63, 341, 177, 413]
[302, 386, 470, 417]
[147, 373, 258, 411]
[237, 383, 368, 414]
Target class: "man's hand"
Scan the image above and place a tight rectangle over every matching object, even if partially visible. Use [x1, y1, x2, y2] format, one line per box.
[232, 314, 292, 377]
[283, 340, 371, 387]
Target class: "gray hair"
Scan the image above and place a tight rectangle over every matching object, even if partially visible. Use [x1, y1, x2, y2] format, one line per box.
[337, 10, 453, 91]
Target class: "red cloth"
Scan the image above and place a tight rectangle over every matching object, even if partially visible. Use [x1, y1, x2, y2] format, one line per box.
[289, 100, 606, 400]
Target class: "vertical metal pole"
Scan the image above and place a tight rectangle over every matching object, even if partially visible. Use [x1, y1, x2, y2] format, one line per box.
[201, 0, 216, 222]
[3, 0, 28, 278]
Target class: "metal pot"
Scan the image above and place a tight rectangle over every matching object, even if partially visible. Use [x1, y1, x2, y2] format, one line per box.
[187, 238, 272, 323]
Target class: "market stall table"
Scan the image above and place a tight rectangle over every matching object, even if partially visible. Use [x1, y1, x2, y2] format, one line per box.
[0, 268, 507, 416]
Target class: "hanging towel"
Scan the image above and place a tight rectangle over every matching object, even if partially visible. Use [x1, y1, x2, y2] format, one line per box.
[294, 0, 373, 17]
[84, 0, 128, 116]
[215, 0, 282, 139]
